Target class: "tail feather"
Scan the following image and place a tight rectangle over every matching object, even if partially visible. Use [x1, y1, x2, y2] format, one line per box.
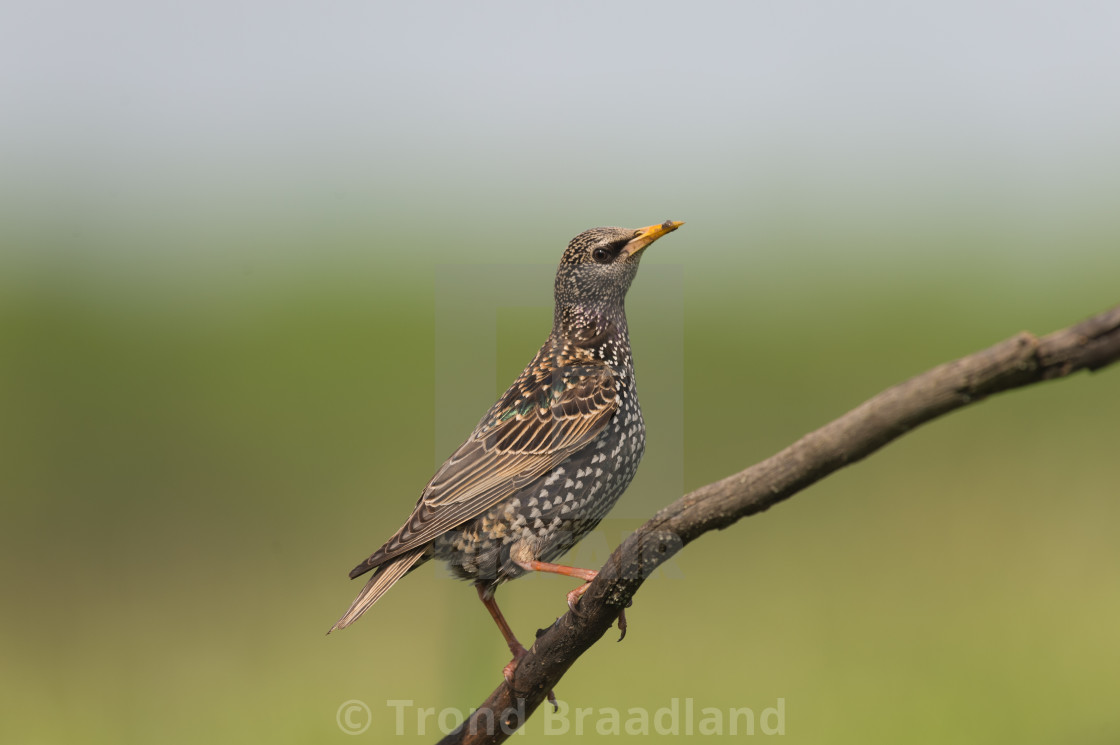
[328, 548, 426, 633]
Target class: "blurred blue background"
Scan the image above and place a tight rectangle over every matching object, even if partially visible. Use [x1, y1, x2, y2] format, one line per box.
[2, 1, 1119, 742]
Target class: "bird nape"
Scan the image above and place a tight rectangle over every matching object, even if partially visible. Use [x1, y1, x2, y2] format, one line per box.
[330, 220, 684, 696]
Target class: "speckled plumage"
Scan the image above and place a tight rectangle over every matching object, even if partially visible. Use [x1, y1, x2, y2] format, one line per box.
[331, 221, 683, 638]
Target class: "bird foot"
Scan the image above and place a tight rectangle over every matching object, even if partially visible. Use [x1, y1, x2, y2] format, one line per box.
[502, 643, 558, 711]
[565, 579, 594, 614]
[566, 576, 628, 641]
[501, 641, 528, 685]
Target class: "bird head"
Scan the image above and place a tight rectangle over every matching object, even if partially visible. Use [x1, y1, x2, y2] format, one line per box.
[554, 221, 683, 317]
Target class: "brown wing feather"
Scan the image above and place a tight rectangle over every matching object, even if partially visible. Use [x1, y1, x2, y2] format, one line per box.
[349, 363, 618, 578]
[330, 547, 426, 631]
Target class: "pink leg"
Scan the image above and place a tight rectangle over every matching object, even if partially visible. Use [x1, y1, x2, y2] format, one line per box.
[515, 559, 628, 641]
[476, 583, 527, 679]
[475, 583, 557, 708]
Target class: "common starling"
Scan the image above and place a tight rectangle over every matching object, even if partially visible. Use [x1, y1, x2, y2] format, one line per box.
[331, 220, 683, 683]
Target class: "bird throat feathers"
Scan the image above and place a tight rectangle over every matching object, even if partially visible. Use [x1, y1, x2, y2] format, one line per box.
[555, 309, 621, 351]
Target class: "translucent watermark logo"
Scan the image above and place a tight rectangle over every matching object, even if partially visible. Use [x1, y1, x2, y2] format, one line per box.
[541, 698, 785, 737]
[336, 697, 786, 736]
[336, 699, 372, 735]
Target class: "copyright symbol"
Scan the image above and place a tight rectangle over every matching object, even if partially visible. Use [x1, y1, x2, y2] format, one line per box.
[336, 699, 371, 735]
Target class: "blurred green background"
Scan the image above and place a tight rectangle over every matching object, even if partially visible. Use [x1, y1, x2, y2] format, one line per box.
[3, 2, 1120, 743]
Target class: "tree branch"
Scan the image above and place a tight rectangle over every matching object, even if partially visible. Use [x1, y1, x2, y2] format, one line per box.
[438, 303, 1120, 745]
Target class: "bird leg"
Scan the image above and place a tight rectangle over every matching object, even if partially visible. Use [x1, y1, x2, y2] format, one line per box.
[475, 583, 557, 709]
[475, 583, 527, 668]
[514, 559, 627, 641]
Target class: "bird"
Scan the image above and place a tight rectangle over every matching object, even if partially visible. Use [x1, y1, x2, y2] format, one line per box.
[330, 220, 684, 685]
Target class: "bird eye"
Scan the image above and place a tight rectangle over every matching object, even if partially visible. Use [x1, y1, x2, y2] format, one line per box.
[592, 247, 613, 264]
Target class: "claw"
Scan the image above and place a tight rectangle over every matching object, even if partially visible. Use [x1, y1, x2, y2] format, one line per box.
[566, 582, 592, 615]
[503, 643, 557, 710]
[502, 642, 527, 685]
[566, 581, 628, 641]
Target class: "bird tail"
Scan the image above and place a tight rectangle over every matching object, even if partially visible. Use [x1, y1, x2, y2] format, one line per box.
[328, 548, 426, 633]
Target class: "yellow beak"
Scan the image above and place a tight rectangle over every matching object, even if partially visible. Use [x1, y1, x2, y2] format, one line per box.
[621, 220, 684, 259]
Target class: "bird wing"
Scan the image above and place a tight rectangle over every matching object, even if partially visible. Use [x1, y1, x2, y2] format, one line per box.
[349, 362, 619, 577]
